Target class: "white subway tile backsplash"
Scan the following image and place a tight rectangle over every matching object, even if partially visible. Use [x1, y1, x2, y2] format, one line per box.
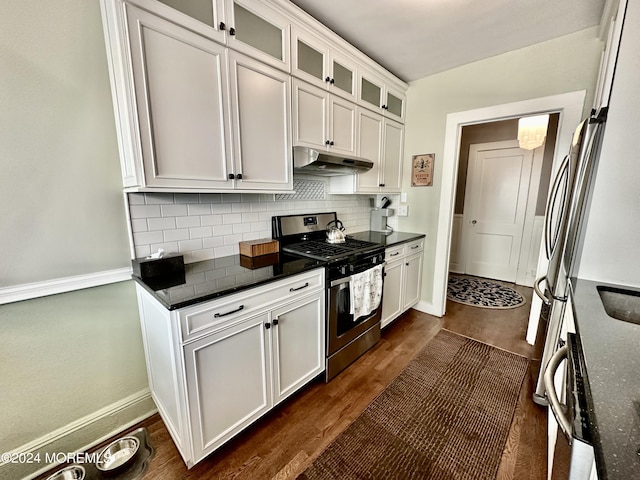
[147, 217, 176, 231]
[135, 230, 164, 245]
[164, 229, 190, 242]
[222, 213, 242, 225]
[189, 226, 213, 239]
[187, 204, 212, 216]
[201, 214, 223, 226]
[130, 218, 148, 233]
[128, 192, 374, 264]
[130, 204, 161, 219]
[213, 225, 233, 236]
[232, 223, 251, 234]
[176, 216, 201, 228]
[161, 204, 188, 217]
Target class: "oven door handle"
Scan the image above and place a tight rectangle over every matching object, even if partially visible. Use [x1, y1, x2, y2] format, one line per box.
[543, 344, 572, 442]
[329, 262, 386, 288]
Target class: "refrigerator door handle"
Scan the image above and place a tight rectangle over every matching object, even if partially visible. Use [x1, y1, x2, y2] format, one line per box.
[545, 154, 570, 259]
[534, 276, 552, 306]
[544, 344, 572, 442]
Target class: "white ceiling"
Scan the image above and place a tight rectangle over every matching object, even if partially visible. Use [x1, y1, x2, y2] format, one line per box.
[289, 0, 607, 83]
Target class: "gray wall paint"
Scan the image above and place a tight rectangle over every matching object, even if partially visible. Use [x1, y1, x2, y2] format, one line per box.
[0, 1, 152, 475]
[0, 0, 132, 286]
[454, 114, 559, 216]
[0, 282, 149, 452]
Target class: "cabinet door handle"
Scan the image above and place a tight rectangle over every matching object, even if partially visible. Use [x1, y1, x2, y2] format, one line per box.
[273, 319, 279, 326]
[389, 252, 400, 257]
[228, 173, 235, 180]
[330, 78, 335, 84]
[325, 140, 330, 145]
[236, 173, 243, 180]
[325, 76, 331, 82]
[290, 282, 309, 292]
[265, 322, 271, 329]
[214, 305, 244, 318]
[406, 262, 409, 266]
[219, 22, 226, 31]
[329, 141, 334, 146]
[229, 27, 236, 36]
[382, 105, 388, 110]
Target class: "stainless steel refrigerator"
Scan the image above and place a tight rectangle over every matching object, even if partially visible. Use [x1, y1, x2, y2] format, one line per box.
[531, 108, 608, 406]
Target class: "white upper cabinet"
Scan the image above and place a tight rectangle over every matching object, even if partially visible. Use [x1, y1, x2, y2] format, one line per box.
[125, 4, 234, 190]
[228, 51, 293, 190]
[225, 0, 291, 71]
[330, 108, 403, 194]
[358, 68, 406, 122]
[134, 0, 290, 71]
[292, 26, 357, 102]
[292, 79, 357, 156]
[101, 0, 407, 192]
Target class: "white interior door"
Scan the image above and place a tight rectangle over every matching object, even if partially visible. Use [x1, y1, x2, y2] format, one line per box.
[462, 140, 534, 282]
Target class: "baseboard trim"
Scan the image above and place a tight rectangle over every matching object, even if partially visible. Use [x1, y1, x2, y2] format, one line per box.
[1, 389, 156, 480]
[0, 267, 132, 305]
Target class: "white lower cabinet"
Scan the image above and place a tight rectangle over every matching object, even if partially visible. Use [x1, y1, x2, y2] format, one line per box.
[135, 268, 325, 468]
[381, 239, 424, 328]
[184, 311, 272, 462]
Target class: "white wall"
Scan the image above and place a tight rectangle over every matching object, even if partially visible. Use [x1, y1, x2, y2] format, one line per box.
[577, 0, 640, 286]
[399, 27, 604, 310]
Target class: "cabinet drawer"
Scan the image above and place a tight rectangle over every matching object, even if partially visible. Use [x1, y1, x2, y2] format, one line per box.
[385, 244, 405, 260]
[405, 238, 424, 254]
[179, 268, 324, 342]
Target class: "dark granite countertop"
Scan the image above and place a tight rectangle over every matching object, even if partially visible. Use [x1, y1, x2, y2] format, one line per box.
[133, 253, 325, 310]
[133, 231, 424, 311]
[571, 277, 640, 479]
[348, 230, 425, 248]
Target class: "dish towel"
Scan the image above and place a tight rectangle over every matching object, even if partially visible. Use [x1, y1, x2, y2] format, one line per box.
[349, 264, 384, 321]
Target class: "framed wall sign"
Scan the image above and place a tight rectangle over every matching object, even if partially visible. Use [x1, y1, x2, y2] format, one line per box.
[411, 154, 434, 186]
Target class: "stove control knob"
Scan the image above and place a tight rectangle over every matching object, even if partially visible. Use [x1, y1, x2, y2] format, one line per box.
[349, 265, 355, 273]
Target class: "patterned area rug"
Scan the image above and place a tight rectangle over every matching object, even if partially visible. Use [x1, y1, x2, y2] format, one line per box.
[298, 330, 528, 480]
[447, 274, 526, 309]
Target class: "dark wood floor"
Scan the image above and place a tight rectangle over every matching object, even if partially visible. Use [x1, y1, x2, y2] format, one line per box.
[44, 283, 547, 479]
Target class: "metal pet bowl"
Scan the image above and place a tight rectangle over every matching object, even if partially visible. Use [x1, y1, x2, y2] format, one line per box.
[95, 436, 140, 475]
[45, 465, 85, 480]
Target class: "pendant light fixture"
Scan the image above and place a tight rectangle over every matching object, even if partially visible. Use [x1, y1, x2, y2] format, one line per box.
[518, 114, 550, 150]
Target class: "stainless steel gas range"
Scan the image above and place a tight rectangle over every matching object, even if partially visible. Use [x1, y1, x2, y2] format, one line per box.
[272, 212, 385, 381]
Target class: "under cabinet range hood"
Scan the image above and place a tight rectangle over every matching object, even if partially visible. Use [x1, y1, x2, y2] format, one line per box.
[293, 146, 373, 176]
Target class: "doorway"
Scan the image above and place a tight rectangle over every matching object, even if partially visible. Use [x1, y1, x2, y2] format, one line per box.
[430, 90, 587, 323]
[449, 115, 557, 285]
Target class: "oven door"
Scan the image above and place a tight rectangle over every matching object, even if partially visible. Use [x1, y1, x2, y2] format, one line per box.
[327, 264, 384, 356]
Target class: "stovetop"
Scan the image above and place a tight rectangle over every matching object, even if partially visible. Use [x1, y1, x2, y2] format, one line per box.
[282, 237, 383, 262]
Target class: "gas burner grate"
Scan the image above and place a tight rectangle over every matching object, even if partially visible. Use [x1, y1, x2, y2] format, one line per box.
[283, 238, 381, 260]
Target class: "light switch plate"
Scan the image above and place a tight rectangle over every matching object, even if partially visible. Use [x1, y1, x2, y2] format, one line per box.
[397, 205, 408, 216]
[400, 192, 408, 203]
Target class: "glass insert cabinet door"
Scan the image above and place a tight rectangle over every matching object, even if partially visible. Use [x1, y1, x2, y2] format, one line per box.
[155, 0, 290, 71]
[227, 0, 290, 70]
[293, 27, 357, 102]
[360, 75, 383, 109]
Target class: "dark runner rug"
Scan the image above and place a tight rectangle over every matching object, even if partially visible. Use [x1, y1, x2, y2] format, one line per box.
[298, 330, 528, 480]
[447, 274, 526, 309]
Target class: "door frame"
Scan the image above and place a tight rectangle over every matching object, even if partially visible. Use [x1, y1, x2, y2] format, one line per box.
[432, 91, 586, 332]
[460, 139, 545, 284]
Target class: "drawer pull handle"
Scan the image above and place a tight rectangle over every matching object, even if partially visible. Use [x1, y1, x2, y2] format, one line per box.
[214, 305, 244, 318]
[390, 252, 400, 257]
[290, 282, 309, 292]
[411, 245, 420, 249]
